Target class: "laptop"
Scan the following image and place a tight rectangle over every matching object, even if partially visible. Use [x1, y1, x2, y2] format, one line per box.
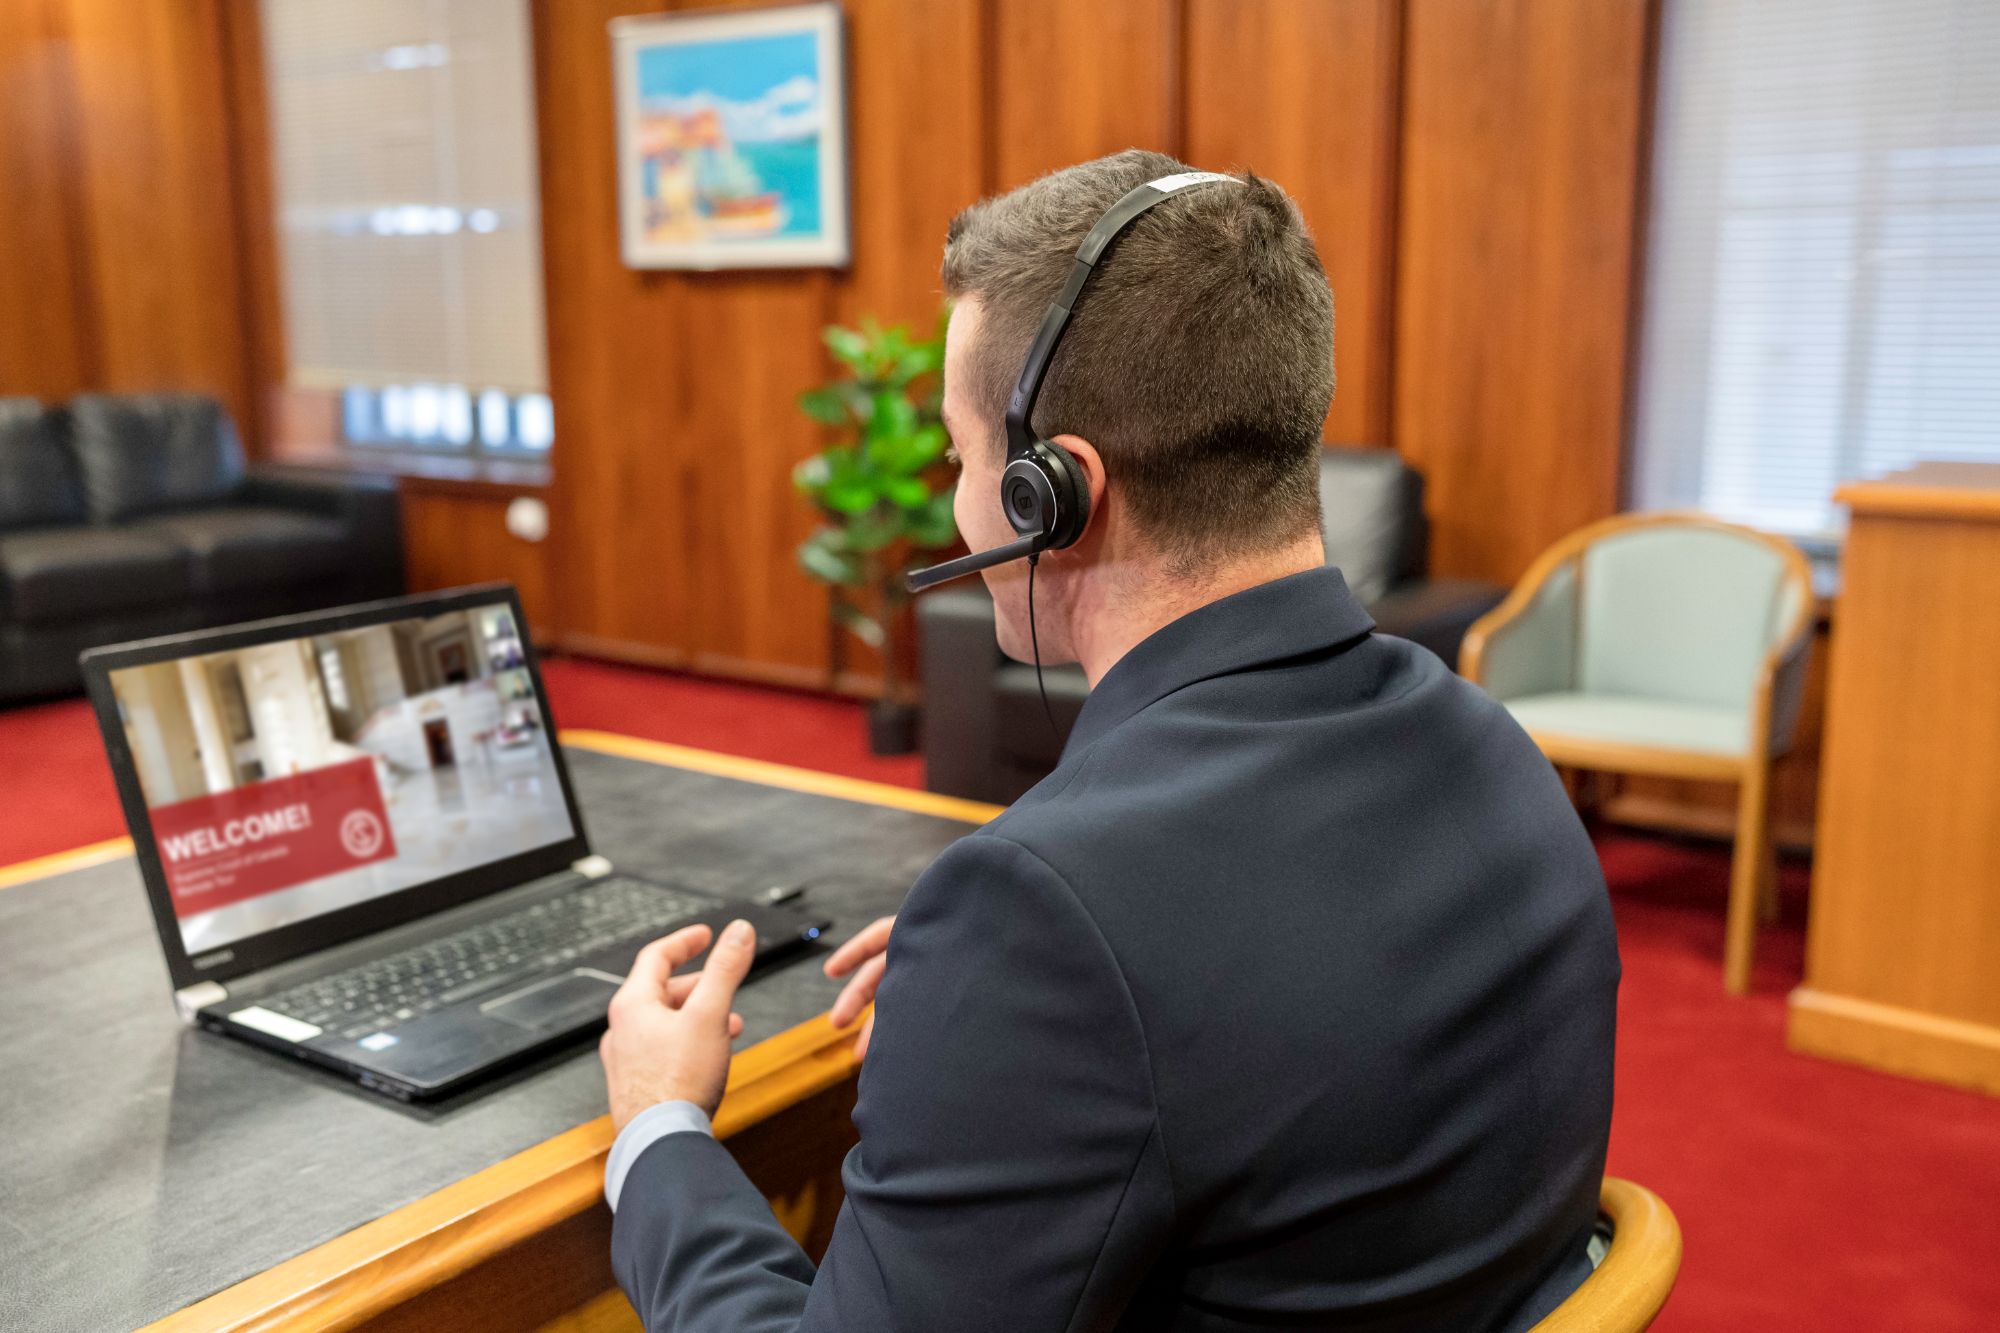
[80, 584, 828, 1102]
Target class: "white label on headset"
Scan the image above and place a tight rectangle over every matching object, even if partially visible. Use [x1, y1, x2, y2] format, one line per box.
[1148, 171, 1236, 193]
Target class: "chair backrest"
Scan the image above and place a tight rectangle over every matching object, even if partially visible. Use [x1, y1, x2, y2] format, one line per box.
[1318, 447, 1425, 603]
[1531, 1177, 1682, 1332]
[1575, 516, 1809, 711]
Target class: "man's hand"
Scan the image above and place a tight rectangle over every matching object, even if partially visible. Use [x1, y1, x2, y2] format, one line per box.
[600, 919, 754, 1133]
[824, 915, 894, 1060]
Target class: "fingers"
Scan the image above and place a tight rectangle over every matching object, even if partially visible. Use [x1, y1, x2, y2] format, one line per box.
[685, 919, 757, 1021]
[824, 916, 895, 979]
[729, 1013, 744, 1039]
[619, 923, 714, 1004]
[853, 1009, 876, 1061]
[829, 952, 887, 1028]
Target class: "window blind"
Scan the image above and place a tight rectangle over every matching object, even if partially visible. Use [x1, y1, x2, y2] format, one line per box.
[260, 0, 547, 397]
[1631, 0, 2000, 540]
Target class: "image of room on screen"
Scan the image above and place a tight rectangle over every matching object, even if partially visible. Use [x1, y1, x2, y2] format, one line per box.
[108, 604, 572, 955]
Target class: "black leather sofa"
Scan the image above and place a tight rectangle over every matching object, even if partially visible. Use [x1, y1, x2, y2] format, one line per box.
[0, 394, 404, 703]
[917, 447, 1504, 803]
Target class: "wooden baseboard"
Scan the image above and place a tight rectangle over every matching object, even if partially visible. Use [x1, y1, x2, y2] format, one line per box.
[1787, 987, 2000, 1097]
[556, 633, 886, 700]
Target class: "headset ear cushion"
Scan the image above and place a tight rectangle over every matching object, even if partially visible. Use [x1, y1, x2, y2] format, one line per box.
[1041, 442, 1091, 549]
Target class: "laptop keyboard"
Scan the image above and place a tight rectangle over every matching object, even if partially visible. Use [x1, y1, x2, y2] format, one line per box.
[265, 877, 715, 1040]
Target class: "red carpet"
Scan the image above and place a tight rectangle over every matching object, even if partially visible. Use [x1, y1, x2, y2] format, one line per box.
[3, 656, 1997, 1329]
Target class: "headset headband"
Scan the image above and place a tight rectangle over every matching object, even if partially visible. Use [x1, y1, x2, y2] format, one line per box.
[1003, 172, 1237, 458]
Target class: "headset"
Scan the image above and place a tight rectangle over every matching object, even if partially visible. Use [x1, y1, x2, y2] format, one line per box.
[904, 171, 1238, 594]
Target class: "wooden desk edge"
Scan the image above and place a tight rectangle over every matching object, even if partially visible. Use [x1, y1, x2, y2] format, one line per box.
[131, 732, 1001, 1333]
[1837, 472, 2000, 523]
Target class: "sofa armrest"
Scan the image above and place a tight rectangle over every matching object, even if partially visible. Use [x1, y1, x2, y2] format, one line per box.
[917, 582, 1004, 801]
[241, 465, 404, 599]
[1459, 557, 1580, 699]
[1367, 578, 1506, 669]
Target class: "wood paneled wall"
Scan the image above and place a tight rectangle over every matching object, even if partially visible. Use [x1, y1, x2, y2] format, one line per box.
[0, 0, 92, 401]
[0, 0, 254, 434]
[536, 0, 1544, 690]
[4, 0, 1658, 691]
[1394, 0, 1654, 580]
[1184, 0, 1403, 445]
[399, 478, 556, 642]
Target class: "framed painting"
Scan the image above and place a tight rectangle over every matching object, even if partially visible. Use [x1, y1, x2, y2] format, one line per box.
[610, 3, 849, 270]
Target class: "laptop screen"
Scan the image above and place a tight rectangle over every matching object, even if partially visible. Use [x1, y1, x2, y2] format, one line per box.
[105, 600, 574, 956]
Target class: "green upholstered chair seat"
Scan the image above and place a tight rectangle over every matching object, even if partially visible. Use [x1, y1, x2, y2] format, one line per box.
[1502, 692, 1750, 759]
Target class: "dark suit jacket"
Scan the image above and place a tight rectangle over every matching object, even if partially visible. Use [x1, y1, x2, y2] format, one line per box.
[613, 566, 1620, 1332]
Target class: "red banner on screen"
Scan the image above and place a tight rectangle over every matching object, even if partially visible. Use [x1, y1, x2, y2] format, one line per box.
[150, 757, 398, 917]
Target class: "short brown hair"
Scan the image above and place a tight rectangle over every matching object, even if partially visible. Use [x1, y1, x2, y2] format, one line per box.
[941, 149, 1332, 572]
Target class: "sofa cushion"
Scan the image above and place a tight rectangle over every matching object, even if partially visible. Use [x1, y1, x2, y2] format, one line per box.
[1319, 448, 1424, 604]
[70, 394, 246, 523]
[0, 399, 86, 532]
[0, 526, 191, 624]
[129, 506, 350, 595]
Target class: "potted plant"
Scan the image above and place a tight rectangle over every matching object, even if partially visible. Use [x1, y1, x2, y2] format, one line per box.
[794, 314, 957, 755]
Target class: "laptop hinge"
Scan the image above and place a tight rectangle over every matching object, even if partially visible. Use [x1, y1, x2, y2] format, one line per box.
[175, 981, 228, 1026]
[572, 854, 614, 879]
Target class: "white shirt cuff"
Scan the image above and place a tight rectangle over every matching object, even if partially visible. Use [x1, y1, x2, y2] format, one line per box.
[604, 1099, 715, 1212]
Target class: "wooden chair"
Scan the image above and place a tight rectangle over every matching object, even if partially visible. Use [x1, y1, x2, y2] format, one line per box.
[1462, 513, 1815, 993]
[1531, 1178, 1683, 1331]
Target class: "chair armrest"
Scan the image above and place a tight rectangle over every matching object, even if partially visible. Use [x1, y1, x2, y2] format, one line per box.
[241, 465, 404, 598]
[1368, 578, 1506, 668]
[916, 583, 1004, 801]
[1460, 556, 1580, 699]
[1763, 620, 1815, 759]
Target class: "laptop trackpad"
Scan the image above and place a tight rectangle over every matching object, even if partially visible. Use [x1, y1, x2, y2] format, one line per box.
[481, 970, 621, 1032]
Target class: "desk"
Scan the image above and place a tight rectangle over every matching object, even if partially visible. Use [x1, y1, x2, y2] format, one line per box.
[1789, 463, 2000, 1095]
[0, 732, 998, 1331]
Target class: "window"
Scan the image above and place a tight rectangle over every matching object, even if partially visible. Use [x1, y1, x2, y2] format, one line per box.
[1631, 1, 2000, 541]
[261, 0, 550, 455]
[318, 645, 349, 712]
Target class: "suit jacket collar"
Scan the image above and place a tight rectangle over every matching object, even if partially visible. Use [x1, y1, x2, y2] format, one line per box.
[1062, 565, 1377, 758]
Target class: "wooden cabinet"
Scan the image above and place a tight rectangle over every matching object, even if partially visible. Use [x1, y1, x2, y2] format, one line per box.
[1788, 463, 2000, 1096]
[399, 475, 555, 642]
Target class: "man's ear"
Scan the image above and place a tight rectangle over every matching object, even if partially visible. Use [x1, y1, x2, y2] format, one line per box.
[1048, 434, 1105, 538]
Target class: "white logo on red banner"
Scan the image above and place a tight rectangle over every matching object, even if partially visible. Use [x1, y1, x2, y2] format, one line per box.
[339, 809, 386, 859]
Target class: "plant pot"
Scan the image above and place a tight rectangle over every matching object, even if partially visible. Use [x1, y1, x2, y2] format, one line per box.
[867, 700, 920, 756]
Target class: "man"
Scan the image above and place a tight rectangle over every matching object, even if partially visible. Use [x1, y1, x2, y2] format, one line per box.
[599, 150, 1620, 1331]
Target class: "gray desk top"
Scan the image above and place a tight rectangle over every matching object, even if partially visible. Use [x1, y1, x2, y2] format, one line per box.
[0, 747, 976, 1332]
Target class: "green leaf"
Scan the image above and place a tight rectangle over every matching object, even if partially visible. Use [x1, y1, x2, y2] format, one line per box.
[884, 476, 930, 509]
[897, 341, 943, 378]
[822, 478, 878, 514]
[798, 531, 864, 586]
[905, 422, 948, 466]
[906, 490, 959, 549]
[822, 325, 868, 369]
[798, 386, 851, 426]
[792, 455, 831, 492]
[845, 510, 901, 552]
[832, 600, 887, 649]
[867, 390, 918, 442]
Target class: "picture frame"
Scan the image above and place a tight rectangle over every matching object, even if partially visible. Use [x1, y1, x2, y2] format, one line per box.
[609, 3, 849, 271]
